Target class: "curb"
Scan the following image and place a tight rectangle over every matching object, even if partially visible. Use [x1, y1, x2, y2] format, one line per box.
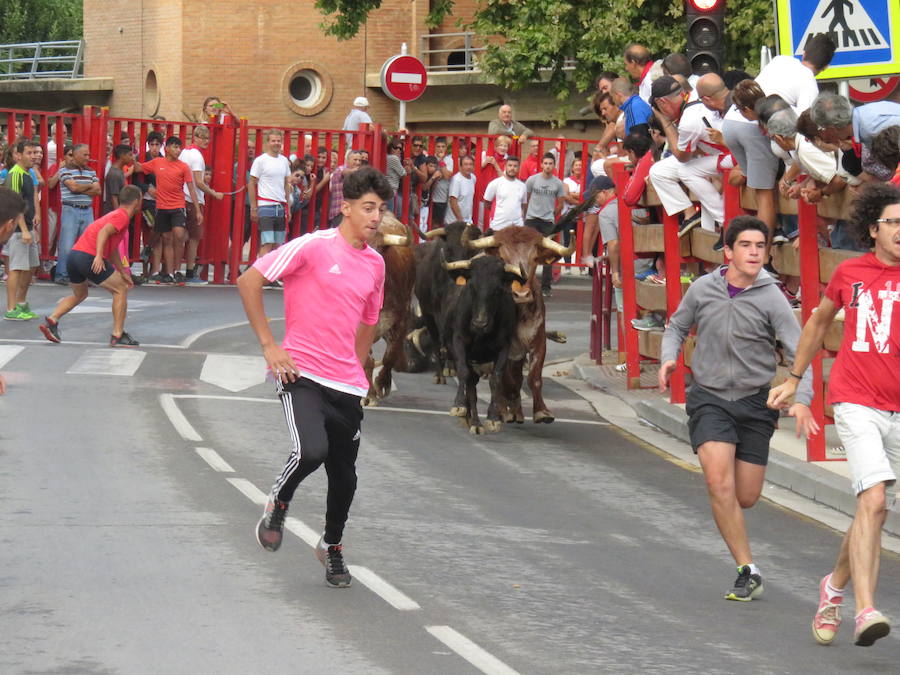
[572, 357, 900, 537]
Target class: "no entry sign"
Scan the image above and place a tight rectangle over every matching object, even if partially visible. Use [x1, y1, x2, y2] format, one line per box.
[380, 55, 427, 102]
[848, 75, 900, 102]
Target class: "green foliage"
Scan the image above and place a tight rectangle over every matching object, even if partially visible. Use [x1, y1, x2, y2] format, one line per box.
[316, 0, 776, 118]
[0, 0, 83, 44]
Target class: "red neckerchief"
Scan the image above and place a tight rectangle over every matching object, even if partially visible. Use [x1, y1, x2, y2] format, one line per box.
[598, 194, 616, 212]
[852, 139, 862, 158]
[639, 60, 654, 84]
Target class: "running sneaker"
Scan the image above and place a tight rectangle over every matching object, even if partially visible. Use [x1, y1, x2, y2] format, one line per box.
[14, 303, 37, 320]
[40, 317, 61, 343]
[109, 332, 140, 348]
[725, 565, 764, 601]
[152, 273, 176, 285]
[712, 231, 725, 252]
[854, 607, 890, 646]
[631, 316, 665, 332]
[812, 574, 842, 645]
[678, 212, 702, 238]
[256, 495, 289, 552]
[541, 289, 552, 298]
[772, 228, 789, 245]
[315, 536, 352, 588]
[4, 308, 26, 320]
[173, 272, 186, 286]
[185, 274, 208, 285]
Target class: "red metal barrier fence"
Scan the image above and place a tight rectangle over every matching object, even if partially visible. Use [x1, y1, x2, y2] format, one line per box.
[3, 105, 605, 285]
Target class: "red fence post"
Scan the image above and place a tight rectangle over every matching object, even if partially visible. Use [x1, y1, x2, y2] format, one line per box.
[612, 163, 642, 388]
[229, 118, 250, 284]
[210, 116, 237, 284]
[662, 210, 686, 404]
[798, 197, 827, 461]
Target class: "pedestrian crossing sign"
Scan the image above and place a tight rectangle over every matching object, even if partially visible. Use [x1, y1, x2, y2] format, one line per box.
[775, 0, 899, 79]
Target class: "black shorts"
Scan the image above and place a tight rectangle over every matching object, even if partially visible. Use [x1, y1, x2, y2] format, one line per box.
[685, 385, 779, 466]
[154, 207, 186, 234]
[67, 249, 115, 285]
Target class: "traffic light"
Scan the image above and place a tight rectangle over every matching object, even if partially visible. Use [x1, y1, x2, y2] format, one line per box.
[685, 0, 726, 75]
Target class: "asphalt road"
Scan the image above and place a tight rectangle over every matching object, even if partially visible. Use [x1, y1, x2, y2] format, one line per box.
[2, 277, 899, 674]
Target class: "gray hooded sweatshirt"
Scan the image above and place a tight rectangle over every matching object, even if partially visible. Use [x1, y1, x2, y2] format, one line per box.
[661, 266, 813, 406]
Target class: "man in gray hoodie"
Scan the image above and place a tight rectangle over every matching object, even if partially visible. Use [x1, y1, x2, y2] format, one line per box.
[659, 215, 817, 601]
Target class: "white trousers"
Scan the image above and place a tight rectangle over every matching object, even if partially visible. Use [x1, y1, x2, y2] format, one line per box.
[648, 154, 723, 231]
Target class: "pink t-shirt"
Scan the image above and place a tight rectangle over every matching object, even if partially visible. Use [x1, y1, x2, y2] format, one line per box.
[253, 228, 385, 396]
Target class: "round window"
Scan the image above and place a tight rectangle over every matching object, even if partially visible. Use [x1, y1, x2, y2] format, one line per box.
[289, 70, 322, 107]
[144, 69, 160, 117]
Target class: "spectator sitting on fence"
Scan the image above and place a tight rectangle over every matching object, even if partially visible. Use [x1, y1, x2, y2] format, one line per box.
[661, 53, 699, 94]
[623, 43, 655, 104]
[610, 77, 653, 138]
[488, 104, 533, 154]
[868, 127, 900, 184]
[327, 148, 362, 228]
[592, 92, 625, 162]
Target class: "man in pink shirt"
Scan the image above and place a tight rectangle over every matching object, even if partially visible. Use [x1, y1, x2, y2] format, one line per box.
[237, 166, 392, 588]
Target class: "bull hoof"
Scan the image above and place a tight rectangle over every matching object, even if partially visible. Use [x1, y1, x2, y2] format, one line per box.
[442, 367, 452, 376]
[434, 374, 446, 385]
[514, 411, 525, 424]
[501, 411, 515, 423]
[450, 406, 467, 417]
[484, 419, 503, 433]
[533, 410, 555, 424]
[469, 425, 485, 435]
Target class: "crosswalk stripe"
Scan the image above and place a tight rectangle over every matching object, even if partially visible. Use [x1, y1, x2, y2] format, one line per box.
[66, 349, 147, 376]
[0, 345, 25, 369]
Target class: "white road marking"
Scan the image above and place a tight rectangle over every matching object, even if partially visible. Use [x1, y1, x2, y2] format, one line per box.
[0, 345, 25, 368]
[349, 566, 421, 611]
[169, 395, 609, 426]
[159, 393, 203, 441]
[226, 477, 267, 505]
[66, 349, 146, 376]
[218, 471, 423, 613]
[195, 447, 234, 473]
[426, 626, 520, 675]
[181, 318, 283, 348]
[1, 338, 185, 349]
[199, 354, 267, 392]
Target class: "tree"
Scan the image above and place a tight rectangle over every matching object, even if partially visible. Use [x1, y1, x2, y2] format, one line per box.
[0, 0, 83, 44]
[315, 0, 775, 119]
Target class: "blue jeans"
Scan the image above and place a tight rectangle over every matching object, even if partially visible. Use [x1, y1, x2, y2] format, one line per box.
[56, 205, 94, 279]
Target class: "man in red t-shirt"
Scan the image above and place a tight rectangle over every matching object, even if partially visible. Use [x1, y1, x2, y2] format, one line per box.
[135, 136, 201, 284]
[39, 185, 143, 347]
[770, 183, 900, 648]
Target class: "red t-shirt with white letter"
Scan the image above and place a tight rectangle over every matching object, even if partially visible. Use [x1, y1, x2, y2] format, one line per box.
[824, 253, 900, 412]
[252, 228, 385, 396]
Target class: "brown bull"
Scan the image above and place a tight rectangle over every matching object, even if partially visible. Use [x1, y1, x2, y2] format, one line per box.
[468, 226, 574, 423]
[364, 213, 415, 405]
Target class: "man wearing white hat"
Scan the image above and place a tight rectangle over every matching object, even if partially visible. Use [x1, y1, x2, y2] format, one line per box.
[343, 96, 373, 144]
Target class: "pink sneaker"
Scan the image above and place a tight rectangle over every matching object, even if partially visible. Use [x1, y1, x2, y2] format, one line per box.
[854, 607, 890, 647]
[812, 575, 842, 645]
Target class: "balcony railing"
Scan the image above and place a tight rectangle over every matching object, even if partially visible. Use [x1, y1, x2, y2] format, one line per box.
[420, 32, 487, 72]
[0, 40, 84, 80]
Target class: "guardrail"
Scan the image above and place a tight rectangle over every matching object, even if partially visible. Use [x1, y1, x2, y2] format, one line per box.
[420, 32, 487, 72]
[0, 40, 84, 80]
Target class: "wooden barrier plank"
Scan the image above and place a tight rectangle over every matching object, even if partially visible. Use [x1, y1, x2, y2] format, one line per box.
[740, 186, 851, 220]
[689, 228, 724, 265]
[772, 243, 801, 276]
[793, 308, 844, 352]
[636, 279, 690, 312]
[633, 224, 691, 256]
[819, 247, 864, 282]
[637, 329, 663, 360]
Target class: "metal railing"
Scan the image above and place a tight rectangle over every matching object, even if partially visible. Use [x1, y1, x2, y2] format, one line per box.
[0, 40, 84, 80]
[420, 32, 487, 72]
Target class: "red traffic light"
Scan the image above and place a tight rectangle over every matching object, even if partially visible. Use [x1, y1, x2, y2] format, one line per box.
[688, 0, 722, 10]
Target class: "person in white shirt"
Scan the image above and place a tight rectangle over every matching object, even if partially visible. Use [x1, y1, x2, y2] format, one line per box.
[178, 125, 223, 283]
[249, 129, 292, 260]
[649, 75, 725, 238]
[447, 155, 477, 224]
[482, 157, 527, 231]
[430, 137, 454, 225]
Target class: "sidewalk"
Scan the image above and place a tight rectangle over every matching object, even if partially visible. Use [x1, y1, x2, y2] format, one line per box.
[571, 351, 900, 537]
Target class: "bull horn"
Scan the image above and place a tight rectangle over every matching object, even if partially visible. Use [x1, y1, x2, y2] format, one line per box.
[423, 228, 446, 239]
[504, 263, 526, 280]
[382, 233, 409, 246]
[541, 236, 576, 257]
[442, 259, 472, 271]
[469, 235, 497, 249]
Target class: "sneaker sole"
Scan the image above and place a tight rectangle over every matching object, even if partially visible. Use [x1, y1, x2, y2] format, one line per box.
[812, 619, 838, 645]
[254, 518, 282, 553]
[725, 583, 764, 602]
[678, 219, 701, 238]
[40, 324, 61, 343]
[315, 538, 352, 588]
[854, 620, 890, 646]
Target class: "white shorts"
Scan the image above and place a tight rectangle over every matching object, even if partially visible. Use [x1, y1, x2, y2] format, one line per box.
[834, 402, 900, 496]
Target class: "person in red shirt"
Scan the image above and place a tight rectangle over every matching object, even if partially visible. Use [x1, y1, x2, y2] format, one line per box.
[770, 182, 900, 648]
[39, 185, 143, 347]
[518, 139, 541, 180]
[134, 136, 201, 284]
[478, 135, 510, 227]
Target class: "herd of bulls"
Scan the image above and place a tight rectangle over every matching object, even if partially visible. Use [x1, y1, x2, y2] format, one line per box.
[365, 216, 575, 435]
